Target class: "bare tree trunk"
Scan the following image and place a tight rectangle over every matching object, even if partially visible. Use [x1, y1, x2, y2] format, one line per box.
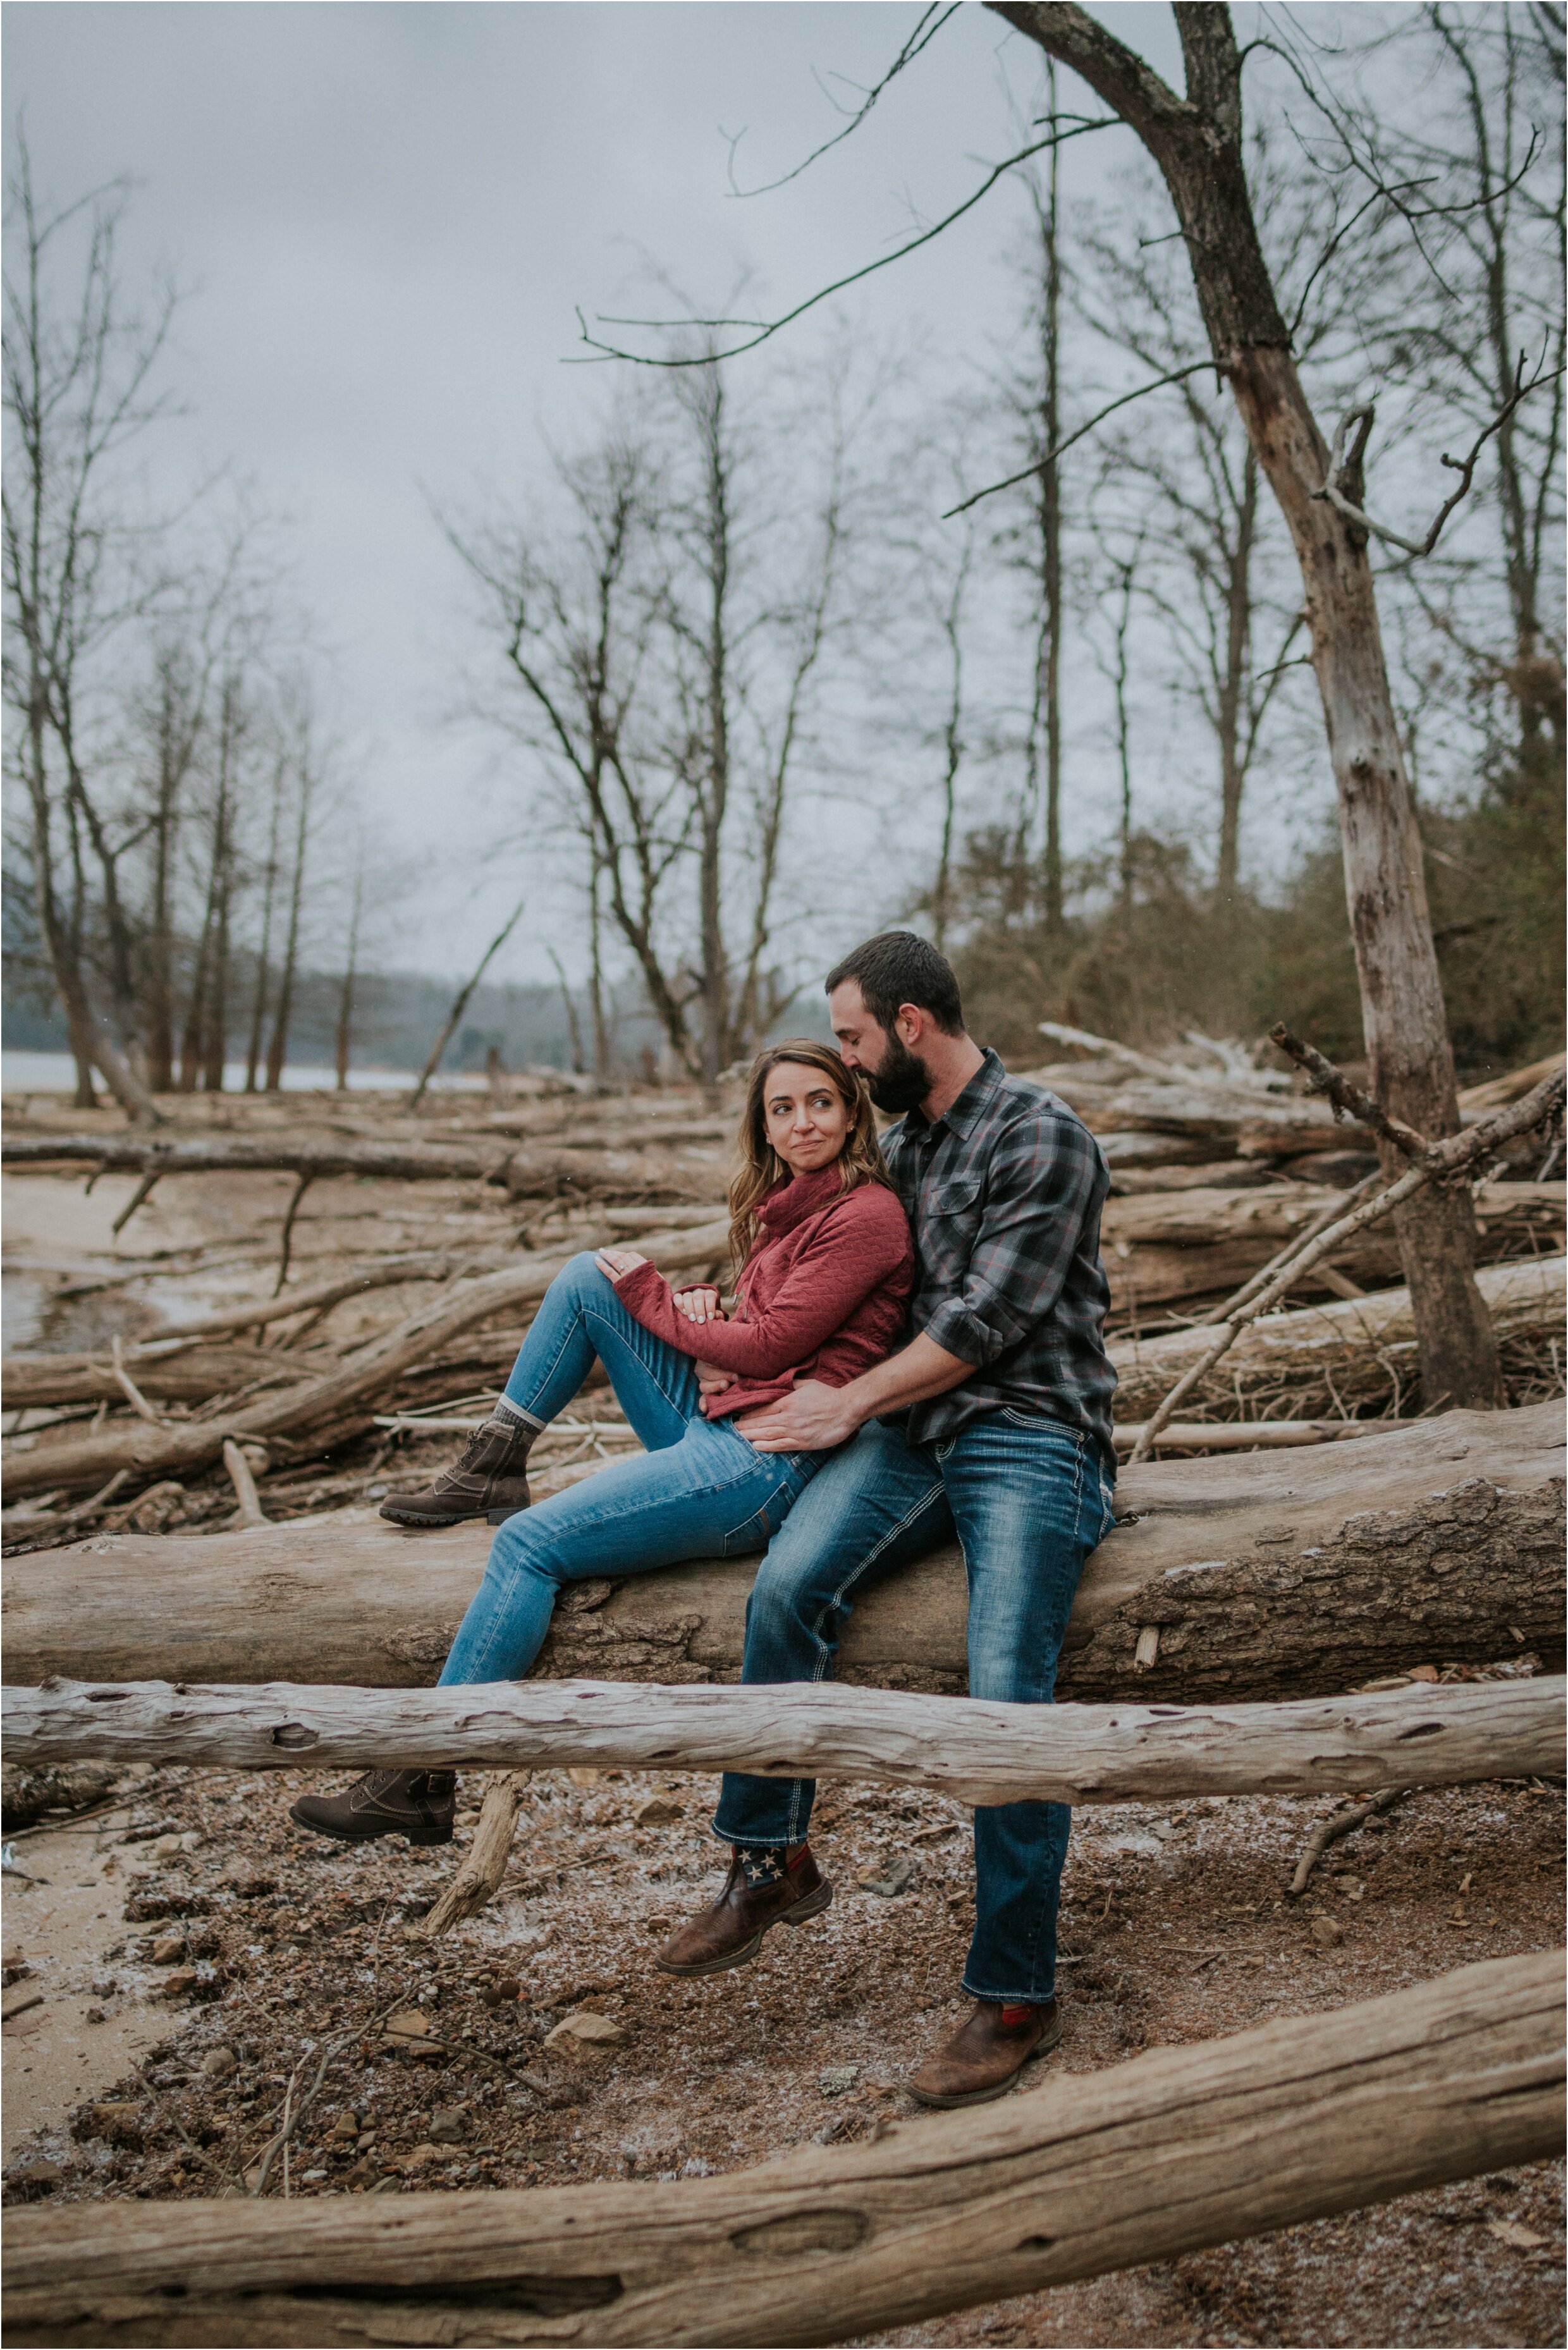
[689, 362, 735, 1082]
[1215, 447, 1258, 903]
[143, 652, 204, 1095]
[201, 679, 240, 1092]
[1039, 90, 1065, 934]
[547, 945, 588, 1077]
[177, 874, 215, 1092]
[245, 759, 283, 1092]
[991, 0, 1498, 1411]
[1011, 102, 1067, 928]
[933, 559, 967, 953]
[204, 863, 231, 1092]
[26, 754, 157, 1125]
[587, 854, 612, 1081]
[333, 857, 363, 1093]
[264, 757, 313, 1093]
[407, 897, 526, 1111]
[1107, 540, 1138, 900]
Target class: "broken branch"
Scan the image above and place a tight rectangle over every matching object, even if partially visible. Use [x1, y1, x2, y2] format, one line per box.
[1312, 356, 1564, 559]
[1268, 1023, 1428, 1156]
[1129, 1068, 1565, 1461]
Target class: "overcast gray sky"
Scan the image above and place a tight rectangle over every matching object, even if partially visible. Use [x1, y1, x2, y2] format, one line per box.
[5, 2, 1294, 991]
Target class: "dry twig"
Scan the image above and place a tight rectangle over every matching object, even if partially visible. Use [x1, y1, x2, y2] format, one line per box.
[1289, 1786, 1407, 1897]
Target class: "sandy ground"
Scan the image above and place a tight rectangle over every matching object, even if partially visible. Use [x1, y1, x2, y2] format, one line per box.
[3, 1793, 173, 2165]
[3, 1753, 1561, 2345]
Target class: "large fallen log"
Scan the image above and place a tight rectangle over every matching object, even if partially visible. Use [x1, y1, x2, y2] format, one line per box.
[5, 1404, 1559, 1700]
[494, 1145, 733, 1204]
[4, 1952, 1559, 2350]
[1103, 1179, 1560, 1252]
[11, 1675, 1558, 1806]
[0, 1219, 731, 1498]
[1101, 1182, 1561, 1316]
[1, 1132, 510, 1180]
[1025, 1048, 1567, 1160]
[3, 1344, 322, 1411]
[1110, 1253, 1564, 1418]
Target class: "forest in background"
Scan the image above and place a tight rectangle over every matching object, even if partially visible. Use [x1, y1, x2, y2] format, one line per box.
[3, 3, 1562, 1103]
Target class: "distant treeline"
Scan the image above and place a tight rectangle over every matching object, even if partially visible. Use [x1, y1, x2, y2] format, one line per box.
[1, 939, 666, 1080]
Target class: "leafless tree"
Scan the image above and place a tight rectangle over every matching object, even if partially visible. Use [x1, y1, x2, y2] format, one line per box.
[1001, 69, 1069, 930]
[1349, 3, 1565, 749]
[446, 350, 861, 1080]
[1, 144, 176, 1120]
[988, 1, 1505, 1410]
[1087, 522, 1144, 901]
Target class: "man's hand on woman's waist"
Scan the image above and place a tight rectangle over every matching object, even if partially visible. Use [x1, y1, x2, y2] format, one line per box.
[737, 1333, 974, 1453]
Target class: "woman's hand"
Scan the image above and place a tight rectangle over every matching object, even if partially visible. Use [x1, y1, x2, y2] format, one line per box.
[673, 1285, 725, 1326]
[695, 1361, 736, 1393]
[595, 1248, 649, 1280]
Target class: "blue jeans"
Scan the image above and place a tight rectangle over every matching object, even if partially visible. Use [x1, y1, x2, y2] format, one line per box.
[712, 1413, 1116, 2004]
[438, 1254, 821, 1686]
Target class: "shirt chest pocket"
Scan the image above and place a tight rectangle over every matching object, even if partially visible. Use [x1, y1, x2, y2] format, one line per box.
[926, 1174, 984, 1245]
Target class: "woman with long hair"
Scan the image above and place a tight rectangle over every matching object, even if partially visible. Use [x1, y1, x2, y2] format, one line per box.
[291, 1039, 912, 1849]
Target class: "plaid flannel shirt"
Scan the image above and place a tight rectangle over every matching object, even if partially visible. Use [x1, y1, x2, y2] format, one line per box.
[881, 1047, 1117, 1473]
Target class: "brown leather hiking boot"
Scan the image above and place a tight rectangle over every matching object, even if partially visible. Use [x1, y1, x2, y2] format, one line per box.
[906, 1997, 1062, 2109]
[289, 1769, 457, 1847]
[379, 1412, 536, 1527]
[654, 1845, 831, 1977]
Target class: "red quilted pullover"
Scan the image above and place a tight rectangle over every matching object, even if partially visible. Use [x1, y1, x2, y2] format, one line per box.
[613, 1164, 913, 1421]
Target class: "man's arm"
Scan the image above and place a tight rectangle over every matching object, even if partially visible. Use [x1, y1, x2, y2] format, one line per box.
[734, 1333, 973, 1453]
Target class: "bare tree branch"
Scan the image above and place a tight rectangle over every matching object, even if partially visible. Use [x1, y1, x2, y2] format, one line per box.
[572, 119, 1115, 369]
[724, 4, 963, 198]
[942, 359, 1214, 520]
[1313, 348, 1565, 558]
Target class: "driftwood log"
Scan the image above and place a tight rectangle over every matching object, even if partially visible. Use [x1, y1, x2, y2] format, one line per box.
[1111, 1254, 1563, 1419]
[1101, 1181, 1560, 1314]
[1, 1133, 510, 1181]
[1, 1220, 730, 1498]
[4, 1952, 1559, 2349]
[10, 1675, 1559, 1808]
[5, 1404, 1559, 1700]
[494, 1144, 729, 1204]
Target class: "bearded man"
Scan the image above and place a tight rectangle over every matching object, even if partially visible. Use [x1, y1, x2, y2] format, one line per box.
[654, 929, 1118, 2108]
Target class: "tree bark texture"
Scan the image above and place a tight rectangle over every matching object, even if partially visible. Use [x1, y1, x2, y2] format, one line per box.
[11, 1675, 1558, 1811]
[987, 1, 1498, 1409]
[4, 1954, 1559, 2350]
[5, 1405, 1559, 1701]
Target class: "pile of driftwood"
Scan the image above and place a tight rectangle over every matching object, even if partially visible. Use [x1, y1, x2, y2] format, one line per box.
[3, 1050, 1562, 2345]
[1022, 1025, 1564, 1325]
[2, 1034, 1562, 1547]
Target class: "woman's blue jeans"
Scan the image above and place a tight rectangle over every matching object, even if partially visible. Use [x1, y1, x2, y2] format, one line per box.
[711, 1412, 1117, 2005]
[436, 1254, 821, 1687]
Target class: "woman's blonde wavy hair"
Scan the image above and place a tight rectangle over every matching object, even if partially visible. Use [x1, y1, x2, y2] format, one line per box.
[727, 1039, 891, 1280]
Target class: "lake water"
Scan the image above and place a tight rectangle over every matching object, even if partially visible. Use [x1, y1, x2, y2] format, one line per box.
[1, 1051, 489, 1096]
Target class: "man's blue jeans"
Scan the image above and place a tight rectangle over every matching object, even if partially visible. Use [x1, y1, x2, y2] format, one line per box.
[712, 1413, 1117, 2004]
[437, 1255, 821, 1687]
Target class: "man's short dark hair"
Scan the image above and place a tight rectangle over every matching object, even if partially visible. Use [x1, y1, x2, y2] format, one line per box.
[824, 931, 965, 1037]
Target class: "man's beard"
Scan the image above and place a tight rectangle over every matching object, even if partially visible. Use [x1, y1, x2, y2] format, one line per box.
[866, 1034, 934, 1115]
